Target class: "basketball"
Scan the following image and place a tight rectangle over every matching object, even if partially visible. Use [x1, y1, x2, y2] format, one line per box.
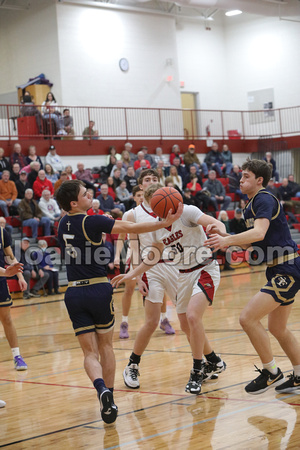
[150, 187, 183, 219]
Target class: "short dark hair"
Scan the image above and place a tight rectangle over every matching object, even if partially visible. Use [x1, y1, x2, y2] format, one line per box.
[132, 186, 142, 196]
[138, 168, 159, 185]
[241, 159, 272, 188]
[63, 108, 70, 113]
[56, 180, 84, 212]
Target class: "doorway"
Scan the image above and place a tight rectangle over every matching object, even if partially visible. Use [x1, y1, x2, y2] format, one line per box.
[181, 92, 198, 139]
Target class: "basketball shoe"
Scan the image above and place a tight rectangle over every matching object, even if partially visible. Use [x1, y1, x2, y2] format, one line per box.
[275, 372, 300, 393]
[98, 389, 118, 424]
[0, 399, 6, 408]
[203, 357, 226, 381]
[123, 364, 140, 389]
[14, 355, 28, 371]
[245, 366, 285, 394]
[119, 322, 129, 339]
[185, 370, 203, 395]
[160, 318, 175, 335]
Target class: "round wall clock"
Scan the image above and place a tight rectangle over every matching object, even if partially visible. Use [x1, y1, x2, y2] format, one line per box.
[119, 58, 129, 72]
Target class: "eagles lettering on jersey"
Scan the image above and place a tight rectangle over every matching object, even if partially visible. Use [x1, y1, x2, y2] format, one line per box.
[162, 230, 183, 246]
[58, 213, 115, 282]
[243, 188, 298, 263]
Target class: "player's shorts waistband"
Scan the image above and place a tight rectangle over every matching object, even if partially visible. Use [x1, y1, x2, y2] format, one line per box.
[267, 252, 299, 268]
[179, 262, 206, 273]
[68, 277, 109, 287]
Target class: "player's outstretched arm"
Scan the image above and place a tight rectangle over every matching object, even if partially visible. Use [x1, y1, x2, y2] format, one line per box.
[111, 243, 164, 288]
[204, 217, 270, 251]
[199, 214, 227, 237]
[111, 203, 183, 235]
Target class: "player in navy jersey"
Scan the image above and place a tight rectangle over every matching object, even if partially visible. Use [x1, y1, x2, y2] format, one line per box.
[205, 159, 300, 395]
[0, 227, 28, 372]
[56, 180, 182, 424]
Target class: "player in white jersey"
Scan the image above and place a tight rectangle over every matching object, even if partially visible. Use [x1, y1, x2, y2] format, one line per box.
[112, 183, 227, 394]
[115, 186, 175, 339]
[120, 169, 178, 389]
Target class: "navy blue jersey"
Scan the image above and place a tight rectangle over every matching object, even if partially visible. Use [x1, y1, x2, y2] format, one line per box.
[0, 227, 11, 267]
[243, 189, 298, 263]
[58, 213, 115, 281]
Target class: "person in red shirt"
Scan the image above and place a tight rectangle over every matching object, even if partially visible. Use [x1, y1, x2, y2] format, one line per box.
[133, 151, 151, 171]
[87, 199, 104, 216]
[32, 169, 54, 200]
[170, 144, 183, 166]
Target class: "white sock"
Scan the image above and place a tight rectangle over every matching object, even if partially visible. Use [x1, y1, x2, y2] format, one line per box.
[122, 316, 128, 323]
[263, 359, 277, 375]
[160, 312, 167, 321]
[11, 348, 20, 359]
[293, 364, 300, 377]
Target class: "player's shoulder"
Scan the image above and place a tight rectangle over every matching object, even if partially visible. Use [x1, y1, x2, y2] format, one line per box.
[253, 189, 278, 206]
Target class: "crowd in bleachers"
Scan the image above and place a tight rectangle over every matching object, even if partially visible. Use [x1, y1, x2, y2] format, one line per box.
[1, 140, 300, 293]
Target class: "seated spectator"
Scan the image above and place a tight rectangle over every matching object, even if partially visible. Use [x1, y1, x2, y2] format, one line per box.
[107, 176, 117, 200]
[218, 210, 230, 233]
[124, 142, 136, 163]
[183, 144, 208, 177]
[264, 152, 279, 182]
[19, 94, 42, 133]
[9, 143, 27, 169]
[54, 171, 68, 195]
[45, 145, 64, 174]
[33, 170, 54, 200]
[229, 208, 247, 234]
[221, 144, 233, 176]
[156, 166, 166, 186]
[10, 163, 20, 183]
[39, 189, 61, 225]
[18, 189, 51, 239]
[116, 180, 133, 211]
[172, 156, 186, 181]
[288, 174, 300, 198]
[228, 165, 248, 200]
[0, 216, 13, 240]
[27, 161, 41, 188]
[44, 164, 59, 186]
[182, 188, 196, 206]
[110, 159, 126, 179]
[43, 105, 62, 131]
[154, 147, 170, 168]
[112, 168, 123, 188]
[184, 165, 202, 189]
[65, 165, 76, 180]
[203, 170, 231, 211]
[26, 145, 43, 169]
[266, 178, 280, 198]
[0, 148, 11, 176]
[41, 92, 59, 114]
[96, 184, 123, 217]
[204, 142, 224, 177]
[169, 165, 183, 191]
[15, 170, 30, 199]
[82, 120, 99, 139]
[170, 144, 183, 165]
[278, 178, 300, 213]
[121, 150, 132, 169]
[62, 108, 75, 137]
[87, 199, 104, 216]
[239, 198, 247, 210]
[106, 146, 121, 165]
[0, 170, 21, 217]
[135, 160, 151, 180]
[34, 240, 61, 295]
[18, 237, 49, 299]
[124, 166, 137, 193]
[140, 146, 155, 168]
[185, 170, 210, 211]
[74, 162, 95, 193]
[134, 151, 151, 172]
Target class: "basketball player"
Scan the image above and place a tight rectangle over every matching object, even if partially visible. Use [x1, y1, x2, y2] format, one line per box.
[115, 185, 175, 339]
[0, 259, 25, 408]
[112, 183, 227, 395]
[56, 179, 182, 424]
[205, 159, 300, 394]
[117, 170, 181, 390]
[0, 227, 28, 372]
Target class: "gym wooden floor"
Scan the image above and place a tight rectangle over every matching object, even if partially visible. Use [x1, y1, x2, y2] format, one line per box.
[1, 265, 300, 449]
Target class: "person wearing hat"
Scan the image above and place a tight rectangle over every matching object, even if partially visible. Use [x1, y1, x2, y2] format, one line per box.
[45, 146, 64, 174]
[183, 144, 208, 177]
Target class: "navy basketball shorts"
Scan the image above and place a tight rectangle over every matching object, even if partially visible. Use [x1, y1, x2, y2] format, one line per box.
[64, 282, 115, 336]
[262, 258, 300, 306]
[0, 280, 12, 308]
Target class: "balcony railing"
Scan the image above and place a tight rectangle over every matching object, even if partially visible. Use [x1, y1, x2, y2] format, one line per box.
[1, 104, 300, 141]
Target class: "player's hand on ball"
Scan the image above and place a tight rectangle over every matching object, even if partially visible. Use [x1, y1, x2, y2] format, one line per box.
[164, 202, 183, 226]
